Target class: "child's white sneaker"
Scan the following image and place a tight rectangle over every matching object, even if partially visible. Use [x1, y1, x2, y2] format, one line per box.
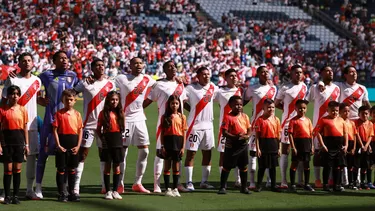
[165, 188, 174, 197]
[172, 188, 181, 197]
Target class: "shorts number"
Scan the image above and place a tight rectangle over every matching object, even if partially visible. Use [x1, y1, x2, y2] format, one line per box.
[84, 131, 89, 140]
[284, 128, 288, 137]
[124, 129, 130, 138]
[220, 136, 226, 144]
[189, 134, 198, 142]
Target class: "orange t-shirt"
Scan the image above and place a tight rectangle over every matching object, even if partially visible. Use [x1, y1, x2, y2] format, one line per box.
[317, 116, 347, 137]
[162, 113, 187, 136]
[52, 109, 83, 135]
[288, 116, 313, 139]
[254, 115, 281, 139]
[0, 105, 28, 130]
[345, 119, 357, 142]
[97, 111, 121, 133]
[355, 119, 374, 142]
[222, 113, 251, 136]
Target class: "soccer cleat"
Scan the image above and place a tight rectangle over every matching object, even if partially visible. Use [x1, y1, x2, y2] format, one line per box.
[68, 193, 80, 202]
[265, 181, 272, 188]
[0, 194, 3, 202]
[35, 188, 44, 199]
[348, 183, 358, 190]
[200, 181, 215, 189]
[153, 184, 162, 193]
[314, 179, 323, 188]
[296, 183, 304, 188]
[165, 188, 174, 197]
[177, 184, 189, 192]
[117, 184, 125, 194]
[101, 187, 106, 194]
[289, 185, 297, 192]
[367, 183, 375, 189]
[217, 188, 227, 194]
[234, 181, 241, 189]
[240, 187, 251, 194]
[279, 183, 288, 189]
[25, 191, 40, 200]
[248, 183, 256, 190]
[323, 184, 332, 192]
[304, 184, 315, 192]
[112, 191, 122, 200]
[172, 188, 181, 197]
[333, 185, 344, 192]
[271, 186, 281, 192]
[3, 196, 11, 205]
[105, 191, 113, 200]
[58, 193, 68, 202]
[360, 183, 370, 190]
[328, 179, 334, 187]
[132, 184, 151, 193]
[255, 185, 262, 192]
[186, 182, 195, 191]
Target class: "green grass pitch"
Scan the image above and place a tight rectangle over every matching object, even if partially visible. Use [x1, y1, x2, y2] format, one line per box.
[1, 101, 374, 210]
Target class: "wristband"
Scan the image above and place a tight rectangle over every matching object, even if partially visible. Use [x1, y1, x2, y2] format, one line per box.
[25, 144, 29, 147]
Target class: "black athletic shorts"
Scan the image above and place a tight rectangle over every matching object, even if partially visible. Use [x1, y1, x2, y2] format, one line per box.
[164, 149, 182, 161]
[320, 150, 346, 168]
[1, 145, 24, 163]
[258, 153, 278, 169]
[55, 149, 79, 169]
[291, 152, 311, 162]
[223, 145, 248, 170]
[100, 147, 125, 163]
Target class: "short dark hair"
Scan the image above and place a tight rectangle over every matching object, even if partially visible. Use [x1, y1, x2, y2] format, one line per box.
[91, 59, 104, 70]
[342, 65, 356, 76]
[53, 50, 67, 62]
[339, 103, 349, 111]
[256, 65, 267, 75]
[7, 85, 21, 96]
[291, 64, 303, 72]
[224, 69, 236, 78]
[295, 99, 309, 107]
[196, 66, 209, 75]
[370, 105, 375, 113]
[130, 57, 143, 65]
[328, 101, 340, 109]
[358, 105, 370, 113]
[18, 52, 33, 63]
[163, 60, 174, 72]
[228, 95, 242, 105]
[320, 65, 331, 73]
[61, 89, 77, 100]
[263, 98, 274, 106]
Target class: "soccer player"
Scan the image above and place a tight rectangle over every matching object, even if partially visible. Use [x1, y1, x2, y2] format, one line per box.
[36, 51, 79, 199]
[254, 99, 281, 192]
[215, 69, 243, 187]
[73, 59, 116, 194]
[1, 53, 41, 200]
[218, 96, 251, 195]
[354, 106, 374, 190]
[275, 64, 307, 189]
[288, 99, 314, 192]
[115, 57, 155, 193]
[52, 89, 82, 202]
[339, 103, 358, 189]
[184, 67, 219, 191]
[243, 65, 277, 189]
[316, 101, 348, 192]
[307, 66, 340, 188]
[0, 85, 29, 205]
[143, 61, 187, 193]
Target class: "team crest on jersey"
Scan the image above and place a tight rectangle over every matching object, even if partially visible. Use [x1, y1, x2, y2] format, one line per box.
[67, 76, 73, 83]
[203, 94, 212, 103]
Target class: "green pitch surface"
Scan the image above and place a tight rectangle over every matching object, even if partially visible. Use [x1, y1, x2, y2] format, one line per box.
[1, 101, 374, 210]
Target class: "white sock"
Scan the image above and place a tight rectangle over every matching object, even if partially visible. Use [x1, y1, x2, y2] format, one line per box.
[120, 148, 128, 186]
[266, 169, 271, 184]
[100, 162, 105, 189]
[249, 156, 256, 185]
[154, 156, 163, 187]
[342, 167, 348, 185]
[135, 148, 149, 184]
[26, 155, 37, 192]
[219, 166, 223, 175]
[314, 166, 321, 181]
[185, 166, 193, 183]
[280, 154, 288, 184]
[74, 162, 84, 193]
[201, 166, 211, 183]
[297, 162, 304, 184]
[357, 168, 361, 183]
[234, 167, 240, 183]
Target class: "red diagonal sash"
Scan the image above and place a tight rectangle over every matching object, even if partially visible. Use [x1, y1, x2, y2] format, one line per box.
[156, 83, 184, 141]
[186, 84, 215, 137]
[251, 86, 276, 126]
[317, 87, 340, 124]
[83, 81, 114, 127]
[342, 86, 364, 107]
[18, 79, 40, 106]
[124, 76, 150, 110]
[217, 87, 242, 143]
[281, 85, 307, 128]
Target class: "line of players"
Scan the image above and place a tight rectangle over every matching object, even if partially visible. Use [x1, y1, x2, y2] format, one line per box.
[1, 51, 373, 201]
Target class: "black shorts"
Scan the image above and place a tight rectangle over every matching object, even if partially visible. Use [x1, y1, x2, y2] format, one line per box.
[360, 151, 372, 169]
[258, 153, 278, 169]
[100, 147, 125, 163]
[346, 153, 359, 169]
[55, 149, 79, 169]
[1, 145, 24, 163]
[320, 151, 346, 168]
[164, 149, 182, 161]
[291, 152, 311, 162]
[223, 146, 249, 170]
[313, 150, 322, 167]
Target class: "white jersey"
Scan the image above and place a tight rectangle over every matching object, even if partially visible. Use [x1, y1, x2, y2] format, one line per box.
[307, 83, 340, 127]
[244, 83, 277, 126]
[337, 82, 369, 119]
[276, 82, 308, 128]
[215, 86, 243, 129]
[115, 74, 155, 122]
[185, 82, 219, 130]
[2, 75, 41, 130]
[74, 78, 116, 129]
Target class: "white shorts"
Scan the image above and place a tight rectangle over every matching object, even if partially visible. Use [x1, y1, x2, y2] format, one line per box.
[29, 131, 39, 155]
[281, 125, 290, 144]
[81, 129, 102, 148]
[217, 135, 226, 153]
[186, 128, 215, 151]
[123, 121, 150, 147]
[248, 131, 256, 152]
